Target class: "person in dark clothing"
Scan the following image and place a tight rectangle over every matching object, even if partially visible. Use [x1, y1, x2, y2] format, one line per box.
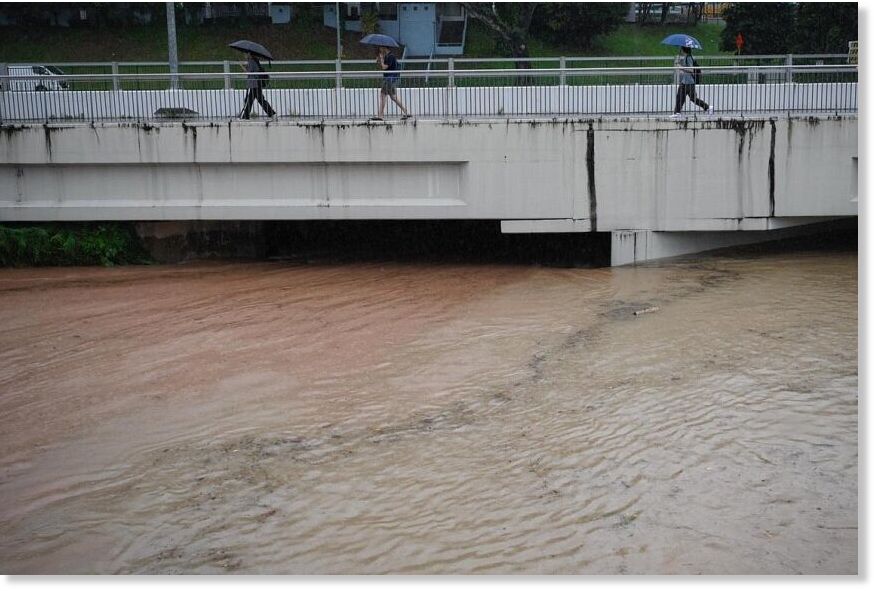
[239, 52, 275, 120]
[373, 46, 410, 120]
[670, 45, 714, 119]
[514, 43, 534, 86]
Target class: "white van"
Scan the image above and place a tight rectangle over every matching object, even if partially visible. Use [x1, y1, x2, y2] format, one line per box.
[5, 65, 69, 91]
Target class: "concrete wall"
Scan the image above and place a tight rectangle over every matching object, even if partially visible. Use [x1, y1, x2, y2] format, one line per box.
[0, 116, 857, 262]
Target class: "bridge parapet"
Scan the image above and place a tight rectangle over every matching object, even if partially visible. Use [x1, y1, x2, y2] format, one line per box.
[0, 64, 857, 123]
[0, 115, 857, 263]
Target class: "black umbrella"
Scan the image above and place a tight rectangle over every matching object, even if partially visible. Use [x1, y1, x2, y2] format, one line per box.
[360, 33, 400, 48]
[229, 40, 274, 61]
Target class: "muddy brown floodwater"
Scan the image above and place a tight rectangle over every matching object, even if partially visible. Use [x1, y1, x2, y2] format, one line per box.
[0, 245, 857, 574]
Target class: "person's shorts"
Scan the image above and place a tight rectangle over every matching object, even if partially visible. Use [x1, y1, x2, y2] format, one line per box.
[381, 78, 399, 96]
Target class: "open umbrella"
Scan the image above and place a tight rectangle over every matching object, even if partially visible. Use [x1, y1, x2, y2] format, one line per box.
[661, 34, 702, 49]
[360, 33, 399, 48]
[228, 40, 274, 61]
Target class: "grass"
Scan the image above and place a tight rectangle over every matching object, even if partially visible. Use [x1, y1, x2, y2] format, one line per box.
[0, 18, 730, 64]
[462, 21, 731, 61]
[0, 16, 379, 63]
[592, 23, 729, 57]
[0, 223, 151, 267]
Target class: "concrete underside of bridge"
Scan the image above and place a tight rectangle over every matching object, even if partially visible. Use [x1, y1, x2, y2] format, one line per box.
[0, 115, 857, 265]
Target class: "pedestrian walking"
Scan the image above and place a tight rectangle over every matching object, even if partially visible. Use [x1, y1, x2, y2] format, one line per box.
[239, 52, 275, 120]
[670, 44, 713, 119]
[373, 46, 410, 121]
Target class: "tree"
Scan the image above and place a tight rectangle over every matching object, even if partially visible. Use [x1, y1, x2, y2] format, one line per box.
[635, 3, 653, 25]
[462, 3, 540, 60]
[532, 3, 627, 50]
[721, 2, 857, 55]
[686, 2, 704, 25]
[793, 2, 857, 53]
[659, 2, 671, 24]
[0, 2, 72, 25]
[720, 2, 796, 54]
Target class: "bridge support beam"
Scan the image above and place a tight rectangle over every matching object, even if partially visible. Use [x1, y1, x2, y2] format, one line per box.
[610, 218, 851, 266]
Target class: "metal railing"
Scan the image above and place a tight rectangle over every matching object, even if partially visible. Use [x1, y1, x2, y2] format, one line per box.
[0, 63, 857, 123]
[0, 53, 851, 84]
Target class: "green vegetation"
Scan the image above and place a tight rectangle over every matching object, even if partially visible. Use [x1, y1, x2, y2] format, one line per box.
[0, 12, 729, 64]
[465, 21, 729, 59]
[592, 23, 729, 57]
[0, 223, 151, 267]
[720, 2, 857, 54]
[0, 13, 377, 62]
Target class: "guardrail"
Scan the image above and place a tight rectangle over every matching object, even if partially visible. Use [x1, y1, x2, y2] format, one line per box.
[0, 53, 851, 78]
[0, 64, 857, 123]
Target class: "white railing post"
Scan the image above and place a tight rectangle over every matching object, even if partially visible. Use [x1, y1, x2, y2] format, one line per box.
[786, 54, 793, 84]
[111, 62, 120, 91]
[560, 56, 566, 86]
[223, 60, 231, 89]
[447, 58, 455, 118]
[334, 59, 343, 118]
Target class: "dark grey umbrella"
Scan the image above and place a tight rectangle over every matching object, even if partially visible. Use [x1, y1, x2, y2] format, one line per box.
[229, 40, 274, 60]
[360, 34, 400, 48]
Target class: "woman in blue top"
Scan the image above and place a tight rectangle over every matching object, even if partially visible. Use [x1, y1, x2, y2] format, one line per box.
[373, 46, 411, 121]
[671, 45, 714, 119]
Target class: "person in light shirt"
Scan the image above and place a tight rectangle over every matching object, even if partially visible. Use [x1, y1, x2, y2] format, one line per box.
[670, 43, 714, 119]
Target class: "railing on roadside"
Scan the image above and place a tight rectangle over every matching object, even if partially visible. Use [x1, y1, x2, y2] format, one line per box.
[0, 63, 858, 123]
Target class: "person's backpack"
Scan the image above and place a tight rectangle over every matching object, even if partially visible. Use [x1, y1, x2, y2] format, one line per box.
[256, 61, 270, 88]
[692, 58, 702, 85]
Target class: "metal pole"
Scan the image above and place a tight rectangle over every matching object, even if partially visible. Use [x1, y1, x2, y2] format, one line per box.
[560, 56, 566, 86]
[786, 54, 793, 84]
[223, 60, 231, 89]
[111, 62, 120, 91]
[336, 2, 342, 61]
[166, 2, 179, 90]
[335, 2, 343, 116]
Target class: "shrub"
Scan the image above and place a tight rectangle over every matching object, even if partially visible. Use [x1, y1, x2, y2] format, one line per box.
[0, 223, 151, 267]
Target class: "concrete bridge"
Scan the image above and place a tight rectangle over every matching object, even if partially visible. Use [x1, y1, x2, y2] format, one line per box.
[0, 114, 858, 265]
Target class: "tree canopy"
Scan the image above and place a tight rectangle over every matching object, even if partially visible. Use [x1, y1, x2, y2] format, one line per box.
[720, 2, 858, 54]
[531, 3, 628, 50]
[462, 2, 628, 57]
[794, 2, 858, 53]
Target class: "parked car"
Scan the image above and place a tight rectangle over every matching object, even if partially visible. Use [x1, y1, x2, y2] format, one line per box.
[5, 65, 70, 91]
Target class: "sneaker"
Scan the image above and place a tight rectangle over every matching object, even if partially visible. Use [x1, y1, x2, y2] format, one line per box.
[401, 113, 412, 120]
[669, 112, 684, 119]
[707, 106, 715, 116]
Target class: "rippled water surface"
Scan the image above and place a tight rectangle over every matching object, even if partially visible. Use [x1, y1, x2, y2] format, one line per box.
[0, 245, 857, 574]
